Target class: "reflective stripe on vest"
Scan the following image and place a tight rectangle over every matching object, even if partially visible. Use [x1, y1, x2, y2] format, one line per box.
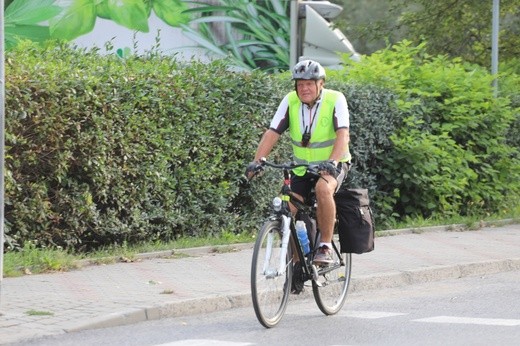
[288, 89, 350, 176]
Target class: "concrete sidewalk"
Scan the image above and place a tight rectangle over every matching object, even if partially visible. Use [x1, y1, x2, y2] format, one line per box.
[1, 223, 519, 345]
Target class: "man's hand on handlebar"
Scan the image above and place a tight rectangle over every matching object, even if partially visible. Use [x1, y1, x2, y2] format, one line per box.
[245, 160, 264, 180]
[317, 161, 340, 178]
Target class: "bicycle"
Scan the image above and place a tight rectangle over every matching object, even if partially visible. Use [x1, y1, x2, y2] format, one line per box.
[249, 158, 352, 328]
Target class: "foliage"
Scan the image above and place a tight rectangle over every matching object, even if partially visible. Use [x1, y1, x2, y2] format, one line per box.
[395, 0, 520, 67]
[4, 0, 190, 50]
[3, 241, 78, 277]
[180, 0, 290, 72]
[336, 0, 520, 66]
[339, 41, 520, 224]
[500, 58, 520, 150]
[4, 40, 519, 251]
[4, 41, 398, 250]
[323, 78, 403, 220]
[4, 41, 283, 251]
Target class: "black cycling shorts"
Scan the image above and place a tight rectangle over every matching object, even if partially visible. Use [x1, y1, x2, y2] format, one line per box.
[290, 162, 349, 202]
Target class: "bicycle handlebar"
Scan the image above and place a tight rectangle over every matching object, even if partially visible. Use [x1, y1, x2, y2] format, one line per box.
[258, 157, 322, 176]
[245, 157, 338, 182]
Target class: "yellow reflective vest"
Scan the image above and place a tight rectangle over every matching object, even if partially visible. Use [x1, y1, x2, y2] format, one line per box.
[288, 89, 351, 176]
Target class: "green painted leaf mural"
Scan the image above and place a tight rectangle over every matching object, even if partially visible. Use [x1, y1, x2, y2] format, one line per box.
[152, 0, 189, 27]
[49, 0, 97, 41]
[4, 0, 62, 50]
[96, 0, 112, 19]
[4, 0, 192, 51]
[5, 0, 61, 25]
[106, 0, 150, 32]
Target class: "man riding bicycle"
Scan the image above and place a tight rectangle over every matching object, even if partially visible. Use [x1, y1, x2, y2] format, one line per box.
[246, 59, 351, 265]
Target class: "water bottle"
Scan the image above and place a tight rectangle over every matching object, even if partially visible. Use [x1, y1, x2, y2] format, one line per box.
[295, 220, 310, 255]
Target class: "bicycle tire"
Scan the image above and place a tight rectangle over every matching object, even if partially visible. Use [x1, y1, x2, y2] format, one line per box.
[312, 245, 351, 315]
[251, 219, 292, 328]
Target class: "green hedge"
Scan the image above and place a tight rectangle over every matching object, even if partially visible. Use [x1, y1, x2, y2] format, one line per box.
[4, 41, 519, 251]
[5, 42, 289, 250]
[334, 41, 520, 221]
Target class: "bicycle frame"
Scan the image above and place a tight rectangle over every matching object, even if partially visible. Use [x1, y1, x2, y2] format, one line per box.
[265, 162, 344, 281]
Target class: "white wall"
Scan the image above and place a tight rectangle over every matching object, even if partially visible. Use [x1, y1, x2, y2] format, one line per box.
[72, 13, 209, 61]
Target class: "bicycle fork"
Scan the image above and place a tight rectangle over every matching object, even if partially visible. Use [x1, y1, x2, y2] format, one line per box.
[262, 215, 291, 278]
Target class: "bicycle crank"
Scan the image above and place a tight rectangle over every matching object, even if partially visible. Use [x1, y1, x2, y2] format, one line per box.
[311, 264, 322, 286]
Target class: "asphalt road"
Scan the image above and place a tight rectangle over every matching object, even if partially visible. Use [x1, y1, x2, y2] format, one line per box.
[15, 270, 520, 346]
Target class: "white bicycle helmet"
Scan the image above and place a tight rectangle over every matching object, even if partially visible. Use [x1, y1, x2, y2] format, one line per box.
[292, 60, 326, 80]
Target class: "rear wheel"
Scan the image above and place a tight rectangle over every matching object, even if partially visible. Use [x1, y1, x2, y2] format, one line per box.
[312, 242, 351, 315]
[251, 220, 292, 328]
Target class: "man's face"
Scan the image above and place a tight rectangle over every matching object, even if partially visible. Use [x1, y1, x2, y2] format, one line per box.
[296, 79, 323, 104]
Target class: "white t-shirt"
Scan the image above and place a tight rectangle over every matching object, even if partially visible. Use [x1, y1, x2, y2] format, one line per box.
[269, 89, 350, 135]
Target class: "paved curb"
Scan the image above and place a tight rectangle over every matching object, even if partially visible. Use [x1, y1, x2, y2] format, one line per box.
[349, 258, 520, 292]
[375, 218, 518, 237]
[66, 256, 520, 333]
[74, 218, 520, 268]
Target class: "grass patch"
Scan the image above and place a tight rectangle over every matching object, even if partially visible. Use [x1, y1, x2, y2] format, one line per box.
[3, 242, 79, 277]
[25, 310, 54, 316]
[3, 231, 256, 277]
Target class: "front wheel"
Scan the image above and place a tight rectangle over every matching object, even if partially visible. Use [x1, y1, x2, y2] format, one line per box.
[251, 219, 292, 328]
[312, 243, 351, 315]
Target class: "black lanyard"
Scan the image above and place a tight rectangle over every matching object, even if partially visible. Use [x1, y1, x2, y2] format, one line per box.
[302, 102, 320, 135]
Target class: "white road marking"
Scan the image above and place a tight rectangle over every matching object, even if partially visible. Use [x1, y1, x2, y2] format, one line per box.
[342, 310, 407, 319]
[413, 316, 520, 326]
[156, 340, 252, 346]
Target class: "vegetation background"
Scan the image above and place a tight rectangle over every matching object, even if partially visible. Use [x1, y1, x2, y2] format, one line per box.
[2, 1, 519, 267]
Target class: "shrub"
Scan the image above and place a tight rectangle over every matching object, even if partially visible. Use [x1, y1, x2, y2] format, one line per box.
[5, 41, 286, 250]
[501, 58, 520, 150]
[339, 41, 520, 221]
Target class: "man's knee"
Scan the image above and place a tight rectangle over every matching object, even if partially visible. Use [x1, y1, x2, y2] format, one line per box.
[315, 178, 337, 197]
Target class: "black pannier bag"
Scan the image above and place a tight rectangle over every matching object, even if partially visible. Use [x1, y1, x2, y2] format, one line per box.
[334, 188, 375, 254]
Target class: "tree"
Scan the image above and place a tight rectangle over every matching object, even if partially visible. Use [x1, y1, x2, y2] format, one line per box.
[396, 0, 519, 66]
[335, 0, 520, 66]
[331, 0, 398, 55]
